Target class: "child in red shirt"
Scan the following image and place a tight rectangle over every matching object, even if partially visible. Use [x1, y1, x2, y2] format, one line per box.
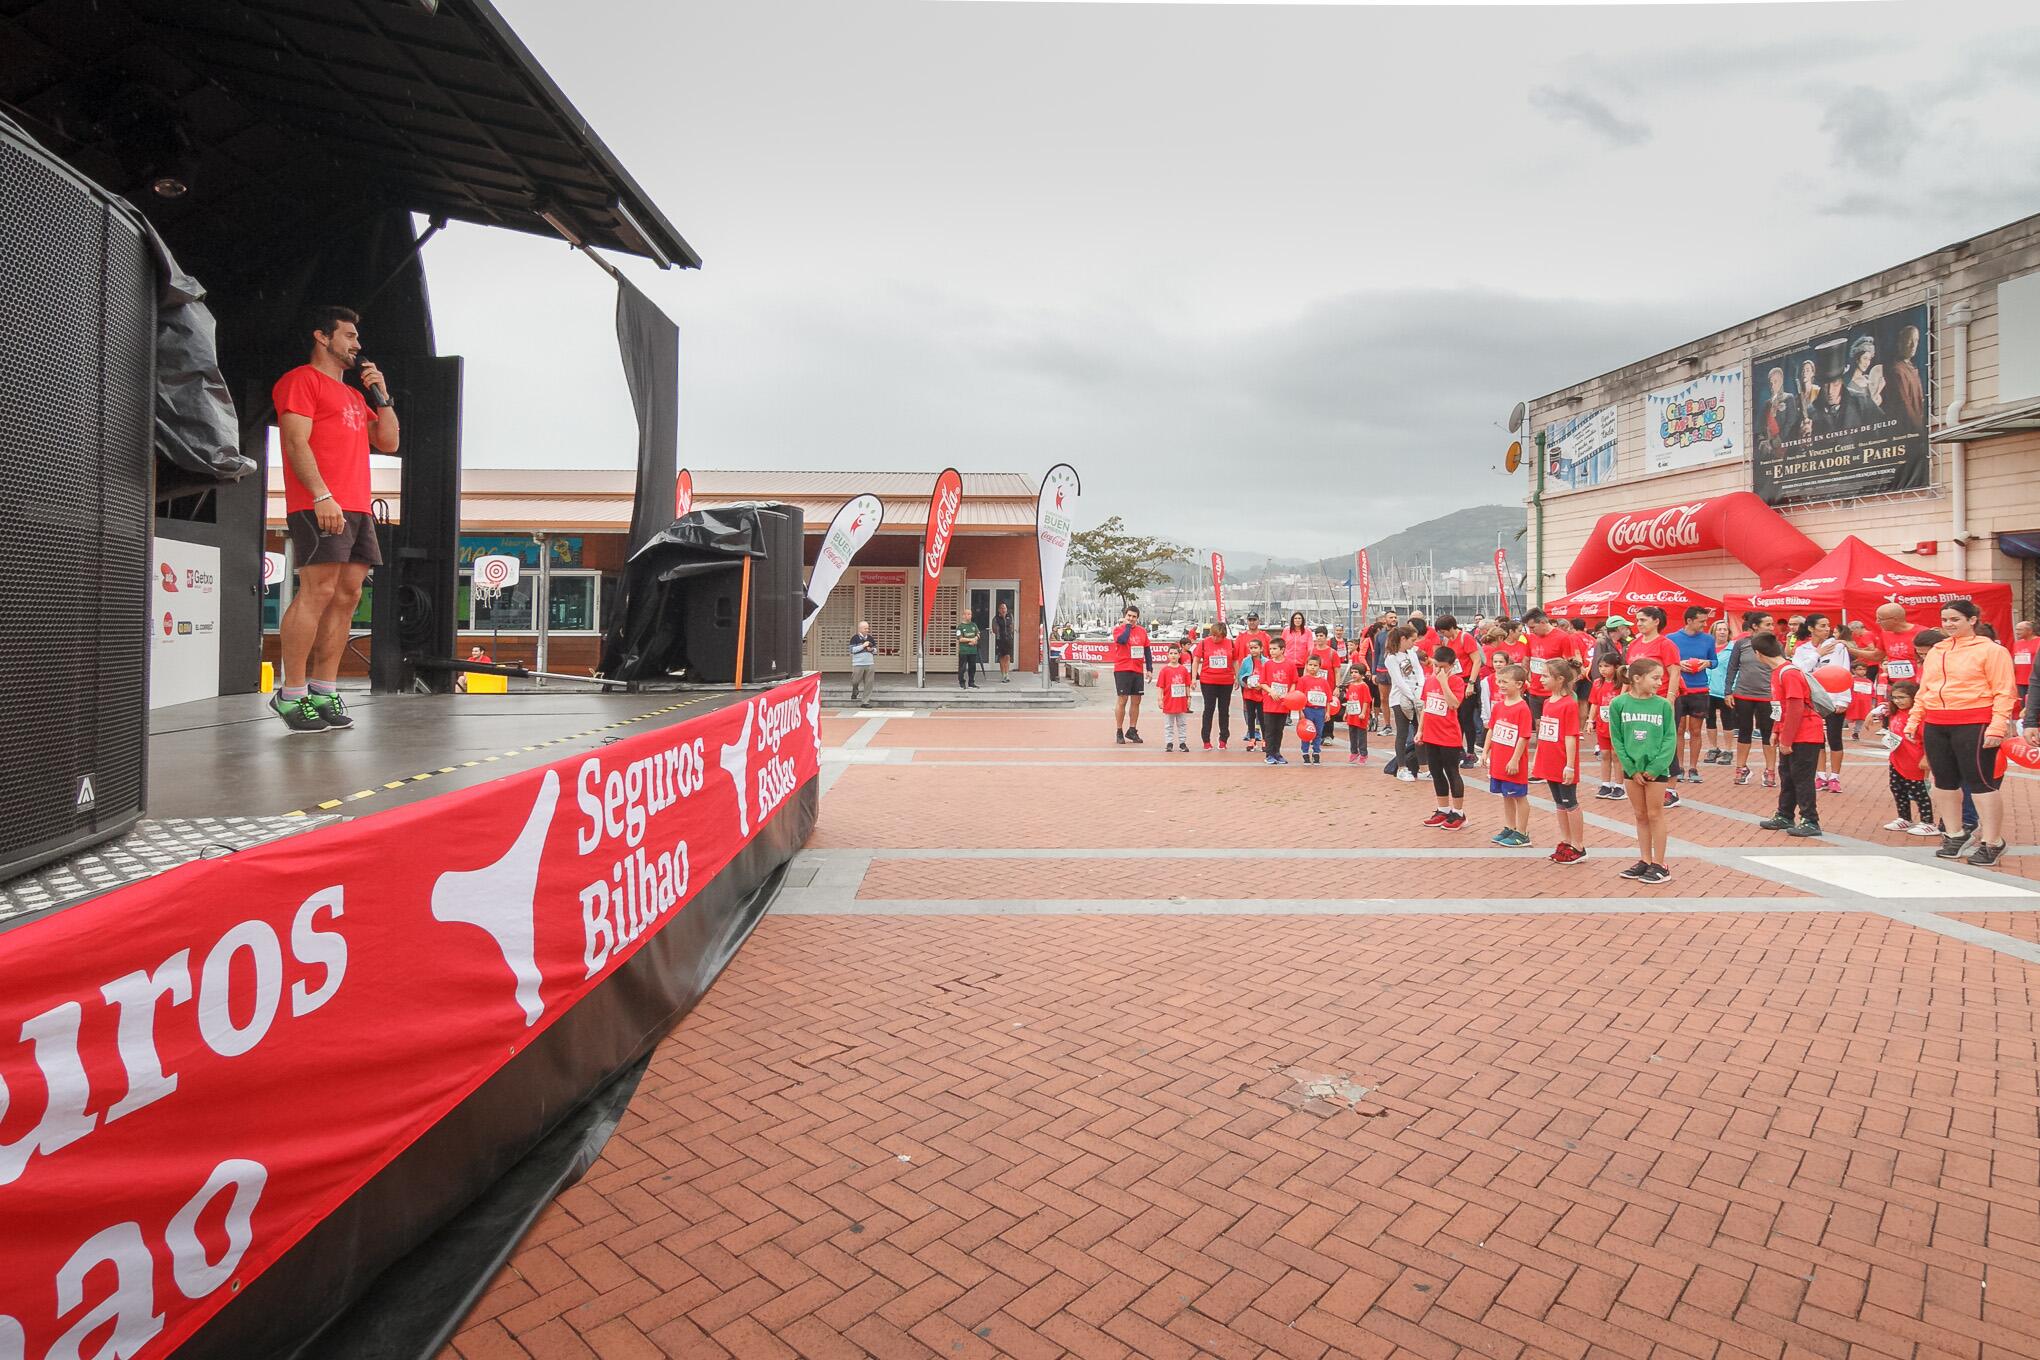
[1237, 639, 1267, 752]
[1881, 680, 1935, 835]
[1485, 663, 1533, 846]
[1535, 657, 1586, 862]
[1341, 662, 1373, 764]
[1156, 647, 1194, 752]
[1419, 646, 1468, 827]
[1847, 661, 1873, 738]
[1589, 656, 1623, 800]
[1297, 655, 1334, 764]
[1260, 653, 1301, 765]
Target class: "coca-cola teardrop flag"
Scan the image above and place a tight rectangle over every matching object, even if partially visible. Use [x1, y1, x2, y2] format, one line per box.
[1211, 551, 1225, 620]
[675, 468, 694, 518]
[920, 468, 964, 646]
[803, 494, 886, 635]
[1356, 549, 1370, 622]
[1036, 464, 1081, 656]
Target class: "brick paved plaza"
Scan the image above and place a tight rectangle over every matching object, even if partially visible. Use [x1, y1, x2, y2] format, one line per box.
[444, 694, 2040, 1360]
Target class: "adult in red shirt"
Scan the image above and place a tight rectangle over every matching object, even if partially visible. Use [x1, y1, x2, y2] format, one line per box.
[1236, 611, 1273, 665]
[1755, 632, 1825, 836]
[1109, 605, 1154, 744]
[272, 304, 401, 734]
[1194, 622, 1240, 750]
[1521, 608, 1572, 723]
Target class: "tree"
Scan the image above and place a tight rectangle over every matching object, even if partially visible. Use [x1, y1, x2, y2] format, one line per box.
[1069, 516, 1190, 610]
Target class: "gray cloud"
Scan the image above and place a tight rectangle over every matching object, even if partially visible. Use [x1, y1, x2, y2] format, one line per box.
[1821, 86, 1918, 172]
[1527, 87, 1650, 148]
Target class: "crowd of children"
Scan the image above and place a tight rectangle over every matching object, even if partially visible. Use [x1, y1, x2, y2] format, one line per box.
[1118, 601, 2022, 884]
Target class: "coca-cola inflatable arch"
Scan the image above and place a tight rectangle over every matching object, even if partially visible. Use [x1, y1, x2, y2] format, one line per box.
[1566, 491, 1824, 591]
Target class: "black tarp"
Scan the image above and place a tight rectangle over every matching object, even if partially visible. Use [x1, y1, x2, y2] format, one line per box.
[602, 503, 775, 683]
[140, 218, 249, 482]
[617, 275, 680, 555]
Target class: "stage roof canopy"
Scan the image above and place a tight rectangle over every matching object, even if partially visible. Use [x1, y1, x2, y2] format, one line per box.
[0, 0, 696, 268]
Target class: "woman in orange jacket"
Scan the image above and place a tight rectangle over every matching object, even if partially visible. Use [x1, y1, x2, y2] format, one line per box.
[1918, 600, 2017, 866]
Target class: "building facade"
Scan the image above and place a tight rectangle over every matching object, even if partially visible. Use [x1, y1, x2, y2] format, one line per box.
[1525, 212, 2040, 617]
[263, 469, 1044, 679]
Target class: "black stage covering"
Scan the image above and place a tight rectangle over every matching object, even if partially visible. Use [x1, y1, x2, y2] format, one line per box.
[619, 274, 682, 555]
[603, 503, 807, 686]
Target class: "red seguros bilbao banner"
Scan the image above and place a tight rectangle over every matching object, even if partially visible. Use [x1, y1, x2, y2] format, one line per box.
[1565, 490, 1823, 591]
[0, 675, 820, 1360]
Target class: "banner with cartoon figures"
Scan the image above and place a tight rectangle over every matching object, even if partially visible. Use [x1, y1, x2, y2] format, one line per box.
[0, 676, 820, 1360]
[1751, 303, 1931, 506]
[1644, 369, 1743, 475]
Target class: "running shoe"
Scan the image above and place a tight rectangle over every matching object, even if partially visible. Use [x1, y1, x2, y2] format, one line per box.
[1126, 729, 1144, 743]
[1685, 770, 1702, 784]
[1504, 829, 1531, 846]
[1663, 790, 1681, 809]
[1349, 753, 1361, 765]
[1969, 841, 2007, 867]
[1756, 815, 1793, 831]
[1618, 860, 1651, 880]
[1423, 811, 1451, 827]
[306, 691, 353, 730]
[1219, 741, 1228, 750]
[1549, 843, 1583, 864]
[1595, 785, 1624, 801]
[1936, 830, 1972, 859]
[1203, 742, 1213, 751]
[1882, 818, 1915, 832]
[1490, 829, 1515, 846]
[1443, 812, 1467, 831]
[1788, 820, 1823, 838]
[1907, 823, 1943, 838]
[1641, 864, 1671, 884]
[269, 692, 329, 733]
[1829, 777, 1842, 793]
[1460, 754, 1479, 769]
[1397, 770, 1416, 783]
[1734, 766, 1751, 786]
[1265, 755, 1288, 766]
[1116, 729, 1126, 744]
[1762, 769, 1777, 789]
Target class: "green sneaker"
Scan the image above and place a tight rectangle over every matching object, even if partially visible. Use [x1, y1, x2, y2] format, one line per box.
[269, 692, 329, 733]
[306, 691, 353, 730]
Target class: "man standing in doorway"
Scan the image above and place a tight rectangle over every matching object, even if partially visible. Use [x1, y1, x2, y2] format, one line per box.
[849, 620, 878, 702]
[272, 305, 400, 732]
[992, 601, 1016, 683]
[1111, 604, 1154, 744]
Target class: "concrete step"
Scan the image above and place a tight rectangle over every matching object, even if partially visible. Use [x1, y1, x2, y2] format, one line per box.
[822, 680, 1078, 710]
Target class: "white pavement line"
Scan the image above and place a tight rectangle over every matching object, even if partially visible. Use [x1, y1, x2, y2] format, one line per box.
[1874, 909, 2040, 965]
[770, 895, 1861, 918]
[843, 716, 891, 750]
[794, 845, 1763, 861]
[1743, 853, 2036, 900]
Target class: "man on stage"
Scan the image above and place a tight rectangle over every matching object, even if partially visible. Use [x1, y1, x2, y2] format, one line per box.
[271, 305, 401, 731]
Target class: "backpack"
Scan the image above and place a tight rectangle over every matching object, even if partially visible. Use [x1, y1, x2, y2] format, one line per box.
[1805, 666, 1850, 716]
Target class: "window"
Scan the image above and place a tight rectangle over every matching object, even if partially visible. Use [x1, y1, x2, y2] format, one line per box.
[548, 575, 597, 631]
[262, 581, 283, 631]
[456, 570, 600, 632]
[469, 576, 536, 631]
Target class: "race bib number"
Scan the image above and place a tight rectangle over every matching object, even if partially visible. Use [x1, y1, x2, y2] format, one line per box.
[1527, 656, 1547, 675]
[1770, 701, 1783, 721]
[1170, 683, 1188, 699]
[1267, 681, 1288, 698]
[1884, 660, 1914, 679]
[1128, 645, 1145, 660]
[1882, 731, 1902, 753]
[1306, 689, 1328, 707]
[1854, 680, 1872, 694]
[1490, 722, 1519, 749]
[1451, 658, 1464, 676]
[1344, 699, 1363, 716]
[1597, 705, 1611, 726]
[1537, 716, 1560, 743]
[1423, 694, 1448, 717]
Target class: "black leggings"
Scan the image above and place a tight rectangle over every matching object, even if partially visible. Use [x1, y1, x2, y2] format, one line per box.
[1823, 711, 1845, 753]
[1242, 697, 1264, 740]
[1731, 698, 1774, 745]
[1890, 767, 1932, 820]
[1426, 743, 1465, 799]
[1923, 721, 2002, 794]
[1200, 683, 1233, 743]
[1388, 708, 1424, 775]
[1263, 710, 1289, 758]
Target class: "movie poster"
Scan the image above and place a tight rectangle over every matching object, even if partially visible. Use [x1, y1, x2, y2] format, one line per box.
[1751, 303, 1930, 505]
[1544, 404, 1618, 491]
[1644, 368, 1743, 474]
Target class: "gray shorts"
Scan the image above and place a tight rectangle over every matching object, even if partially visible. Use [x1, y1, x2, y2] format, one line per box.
[287, 509, 383, 567]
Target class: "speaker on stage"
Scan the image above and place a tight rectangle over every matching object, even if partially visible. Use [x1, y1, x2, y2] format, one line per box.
[0, 118, 155, 881]
[602, 503, 806, 686]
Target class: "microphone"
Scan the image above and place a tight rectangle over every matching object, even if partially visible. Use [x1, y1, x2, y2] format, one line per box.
[358, 357, 393, 410]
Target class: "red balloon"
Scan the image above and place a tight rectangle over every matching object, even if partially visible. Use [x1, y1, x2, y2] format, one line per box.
[2000, 735, 2040, 771]
[1295, 718, 1318, 743]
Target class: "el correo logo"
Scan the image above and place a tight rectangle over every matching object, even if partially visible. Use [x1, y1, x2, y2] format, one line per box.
[1606, 503, 1706, 554]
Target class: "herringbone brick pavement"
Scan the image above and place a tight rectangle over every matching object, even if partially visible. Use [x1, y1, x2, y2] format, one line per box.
[444, 909, 2040, 1360]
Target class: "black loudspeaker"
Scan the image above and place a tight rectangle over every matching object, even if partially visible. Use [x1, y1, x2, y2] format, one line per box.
[678, 504, 805, 685]
[0, 120, 155, 881]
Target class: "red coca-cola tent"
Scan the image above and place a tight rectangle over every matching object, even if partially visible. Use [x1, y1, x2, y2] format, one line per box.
[1721, 535, 2013, 641]
[1567, 491, 1823, 590]
[1544, 561, 1722, 623]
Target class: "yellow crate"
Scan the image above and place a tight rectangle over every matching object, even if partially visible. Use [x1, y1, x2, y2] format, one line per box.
[467, 672, 509, 694]
[260, 661, 275, 693]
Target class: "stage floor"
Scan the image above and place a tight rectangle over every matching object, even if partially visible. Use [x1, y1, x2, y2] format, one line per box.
[149, 687, 752, 819]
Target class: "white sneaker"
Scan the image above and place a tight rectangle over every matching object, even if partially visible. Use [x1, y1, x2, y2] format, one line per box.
[1907, 823, 1944, 838]
[1397, 769, 1416, 783]
[1882, 818, 1913, 832]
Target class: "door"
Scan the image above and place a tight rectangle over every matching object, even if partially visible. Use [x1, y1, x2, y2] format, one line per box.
[971, 580, 1020, 671]
[855, 570, 909, 673]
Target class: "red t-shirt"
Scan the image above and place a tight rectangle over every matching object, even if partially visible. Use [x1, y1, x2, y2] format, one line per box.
[1298, 672, 1334, 712]
[1567, 629, 1594, 669]
[1589, 679, 1618, 740]
[2013, 639, 2037, 686]
[1887, 707, 1926, 782]
[1110, 624, 1152, 674]
[1341, 680, 1373, 724]
[1261, 660, 1301, 712]
[1195, 637, 1238, 684]
[273, 365, 375, 514]
[1772, 664, 1826, 746]
[1418, 672, 1466, 746]
[1526, 629, 1571, 697]
[1156, 664, 1193, 714]
[1872, 625, 1922, 683]
[1486, 697, 1532, 778]
[1624, 634, 1682, 698]
[1444, 633, 1478, 681]
[1498, 637, 1530, 668]
[1236, 629, 1273, 661]
[1531, 699, 1581, 782]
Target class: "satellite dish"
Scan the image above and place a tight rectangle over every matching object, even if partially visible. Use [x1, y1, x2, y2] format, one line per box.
[1507, 401, 1527, 434]
[1504, 441, 1522, 474]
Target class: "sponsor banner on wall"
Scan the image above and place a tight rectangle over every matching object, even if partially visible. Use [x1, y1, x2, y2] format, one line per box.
[153, 540, 220, 709]
[1751, 303, 1931, 505]
[1644, 368, 1743, 474]
[0, 675, 820, 1360]
[1544, 404, 1619, 492]
[803, 494, 885, 635]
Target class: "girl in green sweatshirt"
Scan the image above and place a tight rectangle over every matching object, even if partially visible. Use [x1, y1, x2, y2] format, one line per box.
[1609, 657, 1677, 883]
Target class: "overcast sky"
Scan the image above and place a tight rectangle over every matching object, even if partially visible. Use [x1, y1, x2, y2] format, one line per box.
[419, 0, 2040, 559]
